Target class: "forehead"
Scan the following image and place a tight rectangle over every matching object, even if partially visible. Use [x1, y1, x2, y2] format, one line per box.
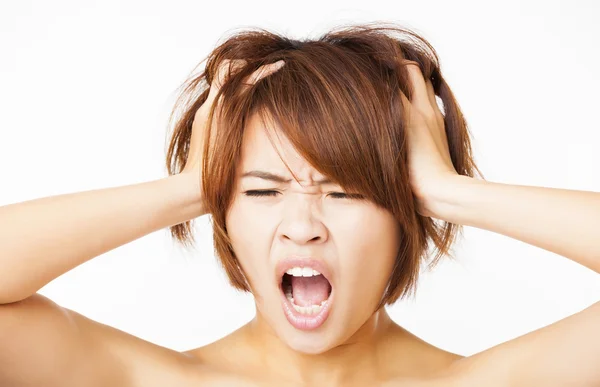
[239, 112, 321, 180]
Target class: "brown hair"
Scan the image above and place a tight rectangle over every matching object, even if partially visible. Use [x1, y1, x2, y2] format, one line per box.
[165, 22, 485, 308]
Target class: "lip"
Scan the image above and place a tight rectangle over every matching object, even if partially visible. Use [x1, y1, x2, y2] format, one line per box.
[276, 255, 335, 331]
[280, 285, 334, 330]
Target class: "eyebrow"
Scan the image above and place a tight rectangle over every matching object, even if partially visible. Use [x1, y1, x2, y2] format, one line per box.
[241, 170, 333, 185]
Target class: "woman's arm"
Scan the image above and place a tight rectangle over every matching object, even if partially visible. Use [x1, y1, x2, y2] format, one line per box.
[400, 60, 600, 387]
[399, 61, 600, 273]
[0, 172, 205, 304]
[427, 175, 600, 274]
[427, 175, 600, 387]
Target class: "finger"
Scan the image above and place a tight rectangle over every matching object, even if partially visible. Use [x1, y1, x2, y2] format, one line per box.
[405, 64, 436, 119]
[404, 64, 452, 166]
[217, 59, 247, 87]
[242, 60, 285, 87]
[217, 60, 285, 118]
[399, 88, 422, 136]
[201, 59, 248, 126]
[424, 77, 454, 166]
[208, 59, 247, 101]
[425, 79, 445, 131]
[209, 60, 285, 103]
[207, 60, 285, 138]
[426, 79, 452, 160]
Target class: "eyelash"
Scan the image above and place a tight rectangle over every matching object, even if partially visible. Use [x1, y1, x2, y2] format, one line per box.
[244, 190, 363, 199]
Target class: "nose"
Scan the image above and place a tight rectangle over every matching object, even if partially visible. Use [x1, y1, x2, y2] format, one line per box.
[278, 194, 328, 245]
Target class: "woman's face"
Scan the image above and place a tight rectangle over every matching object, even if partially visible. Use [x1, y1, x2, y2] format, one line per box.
[226, 113, 401, 354]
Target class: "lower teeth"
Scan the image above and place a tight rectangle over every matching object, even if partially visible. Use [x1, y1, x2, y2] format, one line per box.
[285, 293, 327, 315]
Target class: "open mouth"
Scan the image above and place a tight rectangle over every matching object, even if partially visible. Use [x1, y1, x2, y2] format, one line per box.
[279, 268, 333, 330]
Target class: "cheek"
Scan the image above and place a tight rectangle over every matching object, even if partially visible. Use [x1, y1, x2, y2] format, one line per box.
[226, 198, 275, 284]
[334, 209, 399, 295]
[227, 197, 275, 248]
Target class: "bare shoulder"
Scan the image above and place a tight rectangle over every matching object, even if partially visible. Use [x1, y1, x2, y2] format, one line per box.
[379, 324, 466, 386]
[443, 300, 600, 387]
[0, 293, 214, 387]
[75, 308, 255, 386]
[62, 304, 214, 387]
[68, 311, 255, 387]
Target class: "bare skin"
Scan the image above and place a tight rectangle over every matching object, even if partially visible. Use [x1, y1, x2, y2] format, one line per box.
[0, 59, 599, 387]
[0, 293, 463, 387]
[183, 308, 464, 386]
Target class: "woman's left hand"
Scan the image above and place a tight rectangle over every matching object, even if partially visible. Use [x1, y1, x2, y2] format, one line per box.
[400, 61, 460, 217]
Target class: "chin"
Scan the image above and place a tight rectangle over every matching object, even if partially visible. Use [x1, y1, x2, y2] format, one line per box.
[282, 330, 337, 355]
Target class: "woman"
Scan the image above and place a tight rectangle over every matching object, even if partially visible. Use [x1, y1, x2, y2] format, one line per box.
[0, 23, 599, 387]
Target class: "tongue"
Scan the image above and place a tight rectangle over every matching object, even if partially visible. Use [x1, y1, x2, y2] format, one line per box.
[291, 275, 330, 307]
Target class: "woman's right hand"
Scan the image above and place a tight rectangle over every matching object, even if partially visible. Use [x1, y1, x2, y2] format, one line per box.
[181, 58, 286, 191]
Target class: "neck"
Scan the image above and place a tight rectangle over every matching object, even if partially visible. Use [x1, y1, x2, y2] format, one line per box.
[244, 307, 400, 385]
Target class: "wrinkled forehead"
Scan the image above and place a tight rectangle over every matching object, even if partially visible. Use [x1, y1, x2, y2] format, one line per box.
[239, 111, 326, 183]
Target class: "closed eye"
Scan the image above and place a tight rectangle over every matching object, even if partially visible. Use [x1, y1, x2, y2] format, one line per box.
[244, 190, 279, 197]
[243, 190, 363, 199]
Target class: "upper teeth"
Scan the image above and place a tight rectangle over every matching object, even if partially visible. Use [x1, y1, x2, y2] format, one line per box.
[285, 267, 321, 277]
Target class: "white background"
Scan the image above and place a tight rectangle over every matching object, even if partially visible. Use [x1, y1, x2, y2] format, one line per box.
[1, 0, 599, 356]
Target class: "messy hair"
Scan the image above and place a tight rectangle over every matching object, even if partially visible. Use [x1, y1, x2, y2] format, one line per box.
[165, 21, 484, 308]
